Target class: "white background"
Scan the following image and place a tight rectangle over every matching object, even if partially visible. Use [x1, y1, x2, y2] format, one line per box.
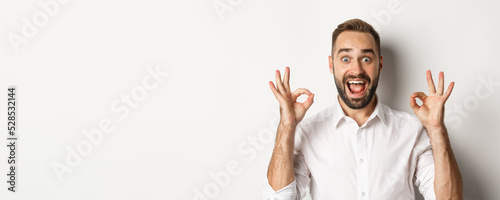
[0, 0, 499, 199]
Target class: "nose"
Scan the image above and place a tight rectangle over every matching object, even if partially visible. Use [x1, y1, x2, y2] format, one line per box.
[350, 59, 365, 75]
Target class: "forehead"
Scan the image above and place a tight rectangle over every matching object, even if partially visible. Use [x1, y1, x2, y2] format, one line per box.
[334, 31, 377, 55]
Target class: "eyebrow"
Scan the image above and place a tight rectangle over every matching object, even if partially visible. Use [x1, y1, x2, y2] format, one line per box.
[361, 49, 375, 55]
[336, 48, 376, 57]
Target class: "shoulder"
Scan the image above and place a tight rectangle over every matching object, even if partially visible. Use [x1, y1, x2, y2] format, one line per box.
[294, 106, 335, 150]
[379, 104, 431, 151]
[380, 103, 421, 126]
[294, 105, 337, 139]
[379, 103, 428, 143]
[298, 106, 335, 128]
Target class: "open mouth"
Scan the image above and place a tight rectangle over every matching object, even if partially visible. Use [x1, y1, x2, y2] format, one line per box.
[346, 79, 368, 98]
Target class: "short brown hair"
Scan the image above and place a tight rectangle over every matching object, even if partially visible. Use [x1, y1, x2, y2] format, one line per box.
[331, 19, 381, 57]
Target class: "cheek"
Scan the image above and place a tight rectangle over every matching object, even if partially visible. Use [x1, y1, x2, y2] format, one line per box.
[367, 63, 380, 75]
[332, 64, 345, 75]
[333, 69, 344, 80]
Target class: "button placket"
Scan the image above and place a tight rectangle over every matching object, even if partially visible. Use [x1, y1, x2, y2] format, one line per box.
[357, 128, 369, 199]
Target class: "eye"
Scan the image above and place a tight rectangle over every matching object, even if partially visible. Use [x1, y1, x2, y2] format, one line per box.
[342, 57, 350, 62]
[362, 57, 371, 62]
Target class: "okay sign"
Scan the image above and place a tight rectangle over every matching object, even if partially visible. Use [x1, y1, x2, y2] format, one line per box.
[410, 70, 455, 129]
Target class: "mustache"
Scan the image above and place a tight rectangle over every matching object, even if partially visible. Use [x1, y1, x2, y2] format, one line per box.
[343, 74, 371, 84]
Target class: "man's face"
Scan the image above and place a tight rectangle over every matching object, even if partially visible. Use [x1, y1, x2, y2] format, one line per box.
[329, 31, 383, 109]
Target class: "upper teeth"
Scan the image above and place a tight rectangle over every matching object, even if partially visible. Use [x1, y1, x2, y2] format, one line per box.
[348, 81, 364, 84]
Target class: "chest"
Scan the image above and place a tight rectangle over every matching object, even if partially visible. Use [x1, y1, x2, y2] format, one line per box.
[302, 125, 418, 186]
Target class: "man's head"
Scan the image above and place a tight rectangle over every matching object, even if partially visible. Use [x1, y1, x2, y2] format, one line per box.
[328, 19, 383, 109]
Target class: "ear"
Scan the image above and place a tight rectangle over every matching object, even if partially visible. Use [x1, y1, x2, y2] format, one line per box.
[378, 55, 383, 74]
[329, 55, 334, 74]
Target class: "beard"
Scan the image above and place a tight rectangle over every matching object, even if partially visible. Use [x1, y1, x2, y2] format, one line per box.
[335, 72, 379, 109]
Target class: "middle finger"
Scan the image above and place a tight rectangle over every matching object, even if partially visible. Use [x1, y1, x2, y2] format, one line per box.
[275, 70, 286, 94]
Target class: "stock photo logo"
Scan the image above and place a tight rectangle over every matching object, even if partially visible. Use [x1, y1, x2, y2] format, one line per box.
[193, 109, 280, 199]
[446, 75, 499, 129]
[8, 0, 71, 54]
[367, 0, 404, 30]
[51, 64, 169, 182]
[212, 0, 244, 21]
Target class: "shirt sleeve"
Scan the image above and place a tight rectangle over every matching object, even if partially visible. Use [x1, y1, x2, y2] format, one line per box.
[413, 126, 436, 200]
[262, 125, 311, 200]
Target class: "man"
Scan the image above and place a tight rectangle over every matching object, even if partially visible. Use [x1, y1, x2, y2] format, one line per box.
[263, 19, 463, 199]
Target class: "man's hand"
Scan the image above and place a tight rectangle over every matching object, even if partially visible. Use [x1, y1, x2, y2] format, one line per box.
[410, 70, 454, 129]
[269, 67, 314, 127]
[410, 70, 463, 199]
[267, 67, 314, 191]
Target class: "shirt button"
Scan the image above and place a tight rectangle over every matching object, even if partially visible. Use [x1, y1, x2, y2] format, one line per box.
[360, 159, 364, 163]
[361, 192, 366, 196]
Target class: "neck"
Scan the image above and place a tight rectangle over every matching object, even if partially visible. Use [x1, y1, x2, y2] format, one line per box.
[338, 94, 378, 127]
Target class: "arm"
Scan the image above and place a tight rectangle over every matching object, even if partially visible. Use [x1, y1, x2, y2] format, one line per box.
[267, 67, 314, 191]
[410, 70, 463, 199]
[427, 126, 462, 199]
[267, 122, 297, 190]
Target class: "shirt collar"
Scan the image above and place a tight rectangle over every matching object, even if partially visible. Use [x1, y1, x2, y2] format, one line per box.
[332, 95, 387, 128]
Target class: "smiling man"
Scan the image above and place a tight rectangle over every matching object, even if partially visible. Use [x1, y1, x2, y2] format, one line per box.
[263, 19, 463, 199]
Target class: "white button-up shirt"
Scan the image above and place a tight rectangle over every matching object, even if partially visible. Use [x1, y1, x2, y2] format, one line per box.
[263, 96, 436, 200]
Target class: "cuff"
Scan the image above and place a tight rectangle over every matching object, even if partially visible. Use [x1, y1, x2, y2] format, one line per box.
[262, 177, 297, 200]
